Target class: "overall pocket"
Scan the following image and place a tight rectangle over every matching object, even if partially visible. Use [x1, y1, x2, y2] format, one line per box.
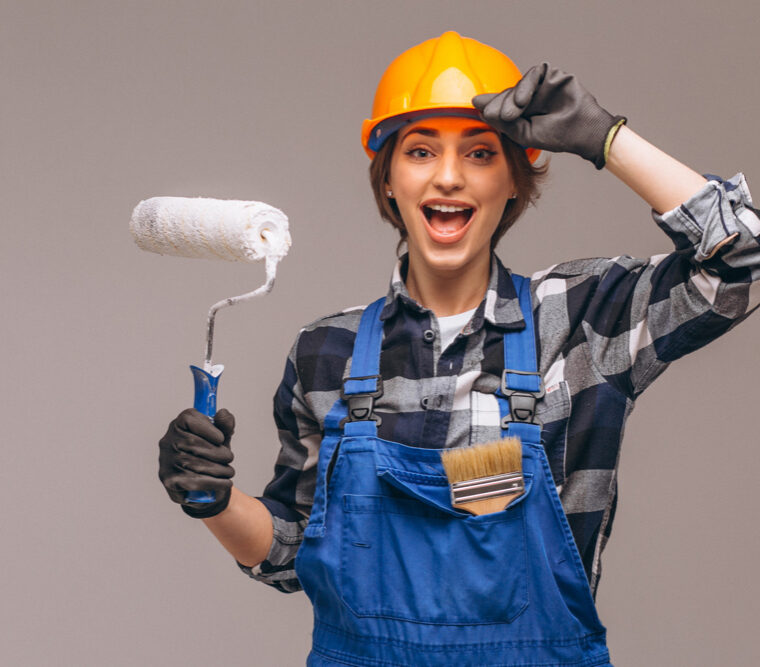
[339, 469, 533, 625]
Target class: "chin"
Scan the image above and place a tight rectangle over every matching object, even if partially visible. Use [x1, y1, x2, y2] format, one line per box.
[415, 242, 487, 274]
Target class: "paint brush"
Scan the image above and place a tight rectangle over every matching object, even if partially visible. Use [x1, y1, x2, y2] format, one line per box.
[440, 438, 524, 515]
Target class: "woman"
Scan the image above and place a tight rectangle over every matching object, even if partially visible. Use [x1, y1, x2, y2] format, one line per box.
[158, 32, 760, 666]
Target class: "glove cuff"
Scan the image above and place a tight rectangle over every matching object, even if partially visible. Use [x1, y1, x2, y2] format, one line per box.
[595, 115, 627, 169]
[181, 492, 231, 519]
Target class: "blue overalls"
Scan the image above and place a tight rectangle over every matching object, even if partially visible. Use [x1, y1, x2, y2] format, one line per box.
[294, 275, 612, 666]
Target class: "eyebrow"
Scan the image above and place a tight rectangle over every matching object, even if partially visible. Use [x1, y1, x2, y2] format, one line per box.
[401, 126, 498, 140]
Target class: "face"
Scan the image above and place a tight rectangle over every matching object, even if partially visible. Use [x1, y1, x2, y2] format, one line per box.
[387, 116, 514, 278]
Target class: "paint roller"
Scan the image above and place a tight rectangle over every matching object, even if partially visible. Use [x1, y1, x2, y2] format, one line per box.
[130, 196, 291, 503]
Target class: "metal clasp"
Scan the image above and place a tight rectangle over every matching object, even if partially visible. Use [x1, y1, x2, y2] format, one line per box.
[500, 369, 544, 428]
[340, 375, 383, 426]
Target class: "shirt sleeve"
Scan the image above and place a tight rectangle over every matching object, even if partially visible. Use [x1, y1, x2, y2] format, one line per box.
[237, 331, 321, 593]
[582, 173, 760, 398]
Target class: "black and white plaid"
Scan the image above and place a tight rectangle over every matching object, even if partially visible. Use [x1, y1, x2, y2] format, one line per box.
[239, 173, 760, 597]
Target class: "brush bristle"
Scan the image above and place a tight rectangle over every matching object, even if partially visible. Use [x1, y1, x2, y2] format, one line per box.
[440, 438, 522, 484]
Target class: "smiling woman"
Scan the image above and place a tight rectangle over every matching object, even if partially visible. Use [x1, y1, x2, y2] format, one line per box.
[156, 30, 760, 667]
[383, 116, 527, 315]
[369, 114, 546, 258]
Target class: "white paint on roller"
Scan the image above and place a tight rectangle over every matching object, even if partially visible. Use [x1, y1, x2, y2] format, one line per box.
[130, 196, 291, 263]
[130, 196, 292, 371]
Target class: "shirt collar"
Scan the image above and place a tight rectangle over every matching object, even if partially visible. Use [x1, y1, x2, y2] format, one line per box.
[379, 253, 526, 332]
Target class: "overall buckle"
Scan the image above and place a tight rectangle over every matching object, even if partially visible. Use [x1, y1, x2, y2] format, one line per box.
[500, 369, 544, 428]
[340, 375, 383, 426]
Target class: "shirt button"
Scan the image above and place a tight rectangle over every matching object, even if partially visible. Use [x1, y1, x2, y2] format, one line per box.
[423, 329, 435, 343]
[421, 395, 443, 410]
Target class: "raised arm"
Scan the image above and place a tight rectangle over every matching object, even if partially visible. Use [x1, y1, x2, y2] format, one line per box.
[475, 62, 760, 399]
[604, 125, 707, 215]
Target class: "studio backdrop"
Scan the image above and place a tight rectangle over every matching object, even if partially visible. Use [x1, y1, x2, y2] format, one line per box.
[2, 1, 758, 665]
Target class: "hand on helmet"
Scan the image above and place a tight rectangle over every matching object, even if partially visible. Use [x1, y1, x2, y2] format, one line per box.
[472, 62, 626, 169]
[158, 408, 236, 518]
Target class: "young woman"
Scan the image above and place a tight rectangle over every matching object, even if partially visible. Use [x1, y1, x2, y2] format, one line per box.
[158, 32, 760, 666]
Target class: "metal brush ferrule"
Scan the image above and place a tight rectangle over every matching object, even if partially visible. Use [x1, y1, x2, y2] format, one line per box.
[450, 471, 525, 504]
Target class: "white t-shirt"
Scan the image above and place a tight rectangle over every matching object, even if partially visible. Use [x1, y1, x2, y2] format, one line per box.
[438, 307, 477, 352]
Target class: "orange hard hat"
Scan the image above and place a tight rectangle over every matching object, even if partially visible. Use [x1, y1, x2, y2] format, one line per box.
[361, 31, 541, 163]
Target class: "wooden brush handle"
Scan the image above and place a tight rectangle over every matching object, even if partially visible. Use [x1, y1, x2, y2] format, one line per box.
[453, 492, 521, 516]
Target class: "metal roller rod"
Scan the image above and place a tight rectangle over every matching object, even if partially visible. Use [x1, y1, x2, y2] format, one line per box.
[203, 249, 280, 372]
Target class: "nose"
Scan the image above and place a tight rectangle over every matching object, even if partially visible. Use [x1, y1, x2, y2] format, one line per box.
[432, 149, 464, 193]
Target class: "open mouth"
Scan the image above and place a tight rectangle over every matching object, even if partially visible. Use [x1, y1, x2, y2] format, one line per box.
[422, 203, 475, 244]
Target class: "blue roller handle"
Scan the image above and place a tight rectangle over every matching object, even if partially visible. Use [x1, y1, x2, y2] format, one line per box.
[186, 364, 224, 504]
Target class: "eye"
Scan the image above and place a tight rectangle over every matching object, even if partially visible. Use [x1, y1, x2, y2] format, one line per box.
[468, 148, 497, 162]
[406, 147, 433, 159]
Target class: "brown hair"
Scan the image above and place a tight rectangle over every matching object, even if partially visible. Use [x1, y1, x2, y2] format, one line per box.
[369, 132, 548, 252]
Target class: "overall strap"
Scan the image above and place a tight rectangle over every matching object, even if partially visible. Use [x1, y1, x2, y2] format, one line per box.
[497, 273, 543, 445]
[310, 298, 386, 537]
[340, 297, 386, 437]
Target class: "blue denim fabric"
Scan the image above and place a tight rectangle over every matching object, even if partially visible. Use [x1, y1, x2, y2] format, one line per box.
[294, 281, 612, 666]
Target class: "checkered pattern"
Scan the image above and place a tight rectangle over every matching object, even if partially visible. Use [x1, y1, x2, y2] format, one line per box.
[239, 173, 760, 597]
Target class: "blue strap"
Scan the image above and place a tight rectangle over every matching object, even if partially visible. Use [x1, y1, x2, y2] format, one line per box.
[502, 274, 540, 393]
[308, 300, 386, 536]
[498, 274, 542, 445]
[336, 297, 387, 436]
[344, 297, 386, 394]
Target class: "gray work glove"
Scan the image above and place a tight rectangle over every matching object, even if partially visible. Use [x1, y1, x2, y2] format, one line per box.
[158, 408, 235, 519]
[472, 62, 626, 169]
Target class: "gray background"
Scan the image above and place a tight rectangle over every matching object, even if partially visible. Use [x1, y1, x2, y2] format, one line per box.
[3, 1, 759, 665]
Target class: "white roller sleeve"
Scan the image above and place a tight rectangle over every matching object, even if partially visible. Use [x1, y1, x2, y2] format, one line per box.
[130, 195, 291, 370]
[130, 196, 291, 263]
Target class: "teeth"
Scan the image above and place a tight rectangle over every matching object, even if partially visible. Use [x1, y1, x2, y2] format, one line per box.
[427, 204, 470, 213]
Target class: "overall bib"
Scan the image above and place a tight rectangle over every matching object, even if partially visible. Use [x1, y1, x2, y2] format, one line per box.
[294, 275, 612, 667]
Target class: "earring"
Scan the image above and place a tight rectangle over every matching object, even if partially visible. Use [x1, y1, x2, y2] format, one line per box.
[509, 193, 517, 199]
[387, 190, 394, 198]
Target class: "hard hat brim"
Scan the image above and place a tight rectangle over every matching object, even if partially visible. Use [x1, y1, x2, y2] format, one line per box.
[364, 107, 482, 153]
[361, 107, 542, 164]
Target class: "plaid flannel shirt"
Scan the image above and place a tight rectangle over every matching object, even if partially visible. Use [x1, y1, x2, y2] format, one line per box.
[240, 173, 760, 597]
